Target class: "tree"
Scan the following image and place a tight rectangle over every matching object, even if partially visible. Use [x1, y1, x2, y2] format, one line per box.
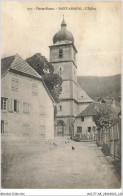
[26, 53, 62, 102]
[26, 53, 54, 75]
[93, 112, 111, 130]
[92, 102, 116, 130]
[43, 74, 62, 102]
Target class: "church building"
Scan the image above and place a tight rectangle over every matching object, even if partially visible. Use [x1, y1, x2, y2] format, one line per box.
[49, 17, 93, 137]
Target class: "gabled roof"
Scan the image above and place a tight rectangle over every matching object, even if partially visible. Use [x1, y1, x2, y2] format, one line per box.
[1, 54, 41, 79]
[77, 84, 93, 103]
[1, 54, 55, 103]
[1, 55, 15, 76]
[77, 102, 120, 118]
[77, 102, 98, 117]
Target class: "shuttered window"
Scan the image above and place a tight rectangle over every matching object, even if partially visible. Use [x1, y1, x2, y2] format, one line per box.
[40, 125, 45, 137]
[12, 78, 18, 91]
[40, 106, 45, 115]
[14, 100, 17, 112]
[23, 124, 30, 136]
[1, 120, 8, 134]
[32, 84, 38, 95]
[8, 99, 20, 113]
[23, 103, 30, 113]
[1, 97, 8, 111]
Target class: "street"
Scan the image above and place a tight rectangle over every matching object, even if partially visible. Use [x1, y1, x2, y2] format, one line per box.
[2, 137, 121, 189]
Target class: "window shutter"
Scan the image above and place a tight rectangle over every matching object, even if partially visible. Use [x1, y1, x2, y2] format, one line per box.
[17, 100, 20, 112]
[4, 121, 8, 134]
[11, 99, 14, 112]
[8, 98, 12, 112]
[1, 98, 3, 110]
[29, 104, 31, 113]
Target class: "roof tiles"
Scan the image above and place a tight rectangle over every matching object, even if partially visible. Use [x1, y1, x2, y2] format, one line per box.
[1, 54, 41, 79]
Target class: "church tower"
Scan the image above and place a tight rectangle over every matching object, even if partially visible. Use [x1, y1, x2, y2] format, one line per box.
[49, 16, 78, 136]
[49, 16, 92, 137]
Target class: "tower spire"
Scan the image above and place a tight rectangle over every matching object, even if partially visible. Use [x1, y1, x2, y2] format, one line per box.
[61, 15, 67, 28]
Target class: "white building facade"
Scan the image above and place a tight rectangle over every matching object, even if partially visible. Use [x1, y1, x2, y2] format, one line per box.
[74, 115, 96, 141]
[1, 54, 54, 139]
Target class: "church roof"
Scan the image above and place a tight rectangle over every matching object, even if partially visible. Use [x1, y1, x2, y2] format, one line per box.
[53, 17, 74, 44]
[1, 54, 41, 79]
[77, 84, 93, 103]
[49, 40, 77, 53]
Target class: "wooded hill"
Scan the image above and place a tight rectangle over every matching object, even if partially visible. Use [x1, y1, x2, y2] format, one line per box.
[77, 74, 121, 102]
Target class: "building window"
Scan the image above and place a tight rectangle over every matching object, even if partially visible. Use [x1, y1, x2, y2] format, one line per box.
[23, 124, 30, 136]
[40, 106, 45, 115]
[7, 99, 20, 113]
[93, 126, 96, 131]
[59, 67, 62, 76]
[32, 83, 38, 95]
[74, 52, 76, 62]
[1, 97, 8, 111]
[14, 100, 18, 112]
[81, 116, 84, 122]
[92, 116, 95, 122]
[77, 126, 82, 133]
[59, 105, 62, 111]
[12, 78, 18, 91]
[59, 49, 63, 58]
[88, 127, 91, 132]
[23, 103, 30, 113]
[1, 120, 8, 134]
[40, 125, 45, 137]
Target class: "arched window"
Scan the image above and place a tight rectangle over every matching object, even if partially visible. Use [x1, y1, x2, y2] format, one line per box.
[59, 67, 62, 76]
[74, 52, 76, 62]
[59, 49, 63, 58]
[60, 105, 62, 111]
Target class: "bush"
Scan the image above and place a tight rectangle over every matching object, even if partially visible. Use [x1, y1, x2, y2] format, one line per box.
[102, 143, 110, 156]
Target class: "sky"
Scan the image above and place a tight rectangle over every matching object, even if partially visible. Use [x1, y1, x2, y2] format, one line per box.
[1, 1, 121, 76]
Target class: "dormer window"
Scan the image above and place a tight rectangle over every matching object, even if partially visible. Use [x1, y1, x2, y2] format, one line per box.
[59, 49, 63, 58]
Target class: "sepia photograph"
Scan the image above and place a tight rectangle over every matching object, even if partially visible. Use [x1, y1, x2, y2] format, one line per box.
[1, 0, 122, 192]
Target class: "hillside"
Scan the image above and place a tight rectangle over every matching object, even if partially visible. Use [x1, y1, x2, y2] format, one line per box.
[77, 74, 121, 101]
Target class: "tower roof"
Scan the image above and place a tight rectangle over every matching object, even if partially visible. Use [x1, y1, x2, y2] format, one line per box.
[53, 16, 74, 44]
[61, 15, 67, 27]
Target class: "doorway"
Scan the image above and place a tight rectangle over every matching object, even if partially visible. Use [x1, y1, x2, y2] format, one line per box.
[56, 120, 65, 136]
